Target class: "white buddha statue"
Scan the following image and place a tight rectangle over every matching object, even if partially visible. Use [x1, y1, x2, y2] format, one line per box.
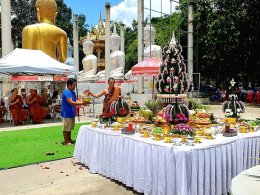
[96, 25, 125, 80]
[78, 33, 97, 81]
[143, 18, 162, 59]
[125, 18, 162, 80]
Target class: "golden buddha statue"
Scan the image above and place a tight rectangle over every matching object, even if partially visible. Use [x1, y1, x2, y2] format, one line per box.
[22, 0, 67, 62]
[89, 27, 98, 40]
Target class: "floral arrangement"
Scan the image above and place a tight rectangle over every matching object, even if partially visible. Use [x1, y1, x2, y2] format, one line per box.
[98, 109, 116, 124]
[110, 96, 130, 117]
[118, 107, 128, 116]
[222, 94, 245, 118]
[171, 123, 194, 136]
[173, 113, 188, 124]
[156, 32, 189, 94]
[164, 98, 189, 124]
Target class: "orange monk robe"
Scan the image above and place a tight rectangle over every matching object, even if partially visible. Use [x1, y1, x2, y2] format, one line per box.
[28, 95, 46, 123]
[9, 95, 28, 125]
[102, 86, 120, 115]
[40, 95, 51, 117]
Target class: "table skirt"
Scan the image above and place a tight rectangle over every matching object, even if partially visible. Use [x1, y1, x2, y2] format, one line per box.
[74, 126, 260, 195]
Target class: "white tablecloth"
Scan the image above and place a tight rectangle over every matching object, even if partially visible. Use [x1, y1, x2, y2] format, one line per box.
[73, 126, 260, 195]
[231, 165, 260, 195]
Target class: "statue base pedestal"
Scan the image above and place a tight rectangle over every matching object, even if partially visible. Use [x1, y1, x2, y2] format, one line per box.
[78, 75, 97, 82]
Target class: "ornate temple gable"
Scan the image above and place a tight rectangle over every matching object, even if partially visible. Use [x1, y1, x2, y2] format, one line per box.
[80, 12, 106, 72]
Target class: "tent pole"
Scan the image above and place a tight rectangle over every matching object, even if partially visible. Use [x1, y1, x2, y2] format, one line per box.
[152, 76, 155, 99]
[52, 75, 55, 94]
[76, 75, 80, 122]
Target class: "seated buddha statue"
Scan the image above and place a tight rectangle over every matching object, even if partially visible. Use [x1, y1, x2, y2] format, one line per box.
[89, 27, 98, 40]
[78, 33, 97, 81]
[22, 0, 67, 62]
[96, 25, 125, 80]
[125, 18, 162, 80]
[143, 18, 162, 59]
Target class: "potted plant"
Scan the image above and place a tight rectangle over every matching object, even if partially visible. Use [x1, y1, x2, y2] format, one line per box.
[144, 99, 163, 117]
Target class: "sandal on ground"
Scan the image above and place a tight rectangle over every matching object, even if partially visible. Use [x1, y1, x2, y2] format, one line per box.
[70, 140, 76, 144]
[64, 142, 74, 146]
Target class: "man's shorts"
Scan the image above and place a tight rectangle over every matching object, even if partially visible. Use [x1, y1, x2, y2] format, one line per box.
[62, 118, 75, 132]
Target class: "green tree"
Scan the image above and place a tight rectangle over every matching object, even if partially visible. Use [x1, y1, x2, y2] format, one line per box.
[124, 20, 137, 72]
[123, 15, 181, 73]
[11, 0, 37, 48]
[125, 39, 138, 72]
[179, 0, 260, 86]
[56, 0, 73, 40]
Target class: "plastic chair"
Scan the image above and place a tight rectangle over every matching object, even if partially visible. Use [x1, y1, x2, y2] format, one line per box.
[254, 92, 260, 104]
[246, 93, 254, 103]
[76, 105, 85, 116]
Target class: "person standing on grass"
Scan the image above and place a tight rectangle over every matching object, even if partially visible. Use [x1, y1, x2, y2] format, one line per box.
[61, 78, 88, 145]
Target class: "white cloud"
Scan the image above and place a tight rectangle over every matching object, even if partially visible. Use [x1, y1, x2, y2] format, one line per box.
[111, 0, 179, 27]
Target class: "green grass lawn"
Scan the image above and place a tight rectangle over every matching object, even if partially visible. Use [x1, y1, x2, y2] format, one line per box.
[0, 122, 90, 169]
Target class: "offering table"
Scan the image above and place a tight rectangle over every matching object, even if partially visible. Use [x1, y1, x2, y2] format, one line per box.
[74, 125, 260, 195]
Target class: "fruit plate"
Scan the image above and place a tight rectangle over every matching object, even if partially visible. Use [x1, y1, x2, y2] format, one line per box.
[131, 119, 147, 123]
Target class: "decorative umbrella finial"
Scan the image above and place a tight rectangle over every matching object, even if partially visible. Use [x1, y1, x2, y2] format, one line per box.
[170, 31, 176, 49]
[230, 78, 236, 87]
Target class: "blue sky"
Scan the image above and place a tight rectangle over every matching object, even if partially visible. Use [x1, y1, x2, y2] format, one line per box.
[64, 0, 123, 28]
[63, 0, 178, 28]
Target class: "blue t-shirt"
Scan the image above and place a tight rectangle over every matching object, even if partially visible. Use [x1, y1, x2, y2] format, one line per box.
[61, 89, 77, 118]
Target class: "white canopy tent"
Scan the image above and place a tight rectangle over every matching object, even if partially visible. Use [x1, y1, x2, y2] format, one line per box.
[0, 48, 81, 121]
[0, 48, 76, 75]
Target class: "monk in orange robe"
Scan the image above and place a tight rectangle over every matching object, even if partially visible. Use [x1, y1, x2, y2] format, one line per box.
[9, 88, 28, 125]
[85, 77, 120, 115]
[40, 88, 51, 118]
[27, 89, 46, 123]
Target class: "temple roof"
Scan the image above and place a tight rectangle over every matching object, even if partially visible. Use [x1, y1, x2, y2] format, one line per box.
[88, 12, 105, 41]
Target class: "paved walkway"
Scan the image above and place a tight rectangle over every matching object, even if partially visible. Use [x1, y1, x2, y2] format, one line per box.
[0, 104, 259, 194]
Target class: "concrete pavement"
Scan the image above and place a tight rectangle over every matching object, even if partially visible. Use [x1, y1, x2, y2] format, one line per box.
[0, 158, 137, 195]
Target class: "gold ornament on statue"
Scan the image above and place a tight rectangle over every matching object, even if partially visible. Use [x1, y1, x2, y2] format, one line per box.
[22, 0, 67, 62]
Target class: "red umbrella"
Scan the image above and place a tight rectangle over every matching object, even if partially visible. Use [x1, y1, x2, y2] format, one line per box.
[131, 57, 161, 76]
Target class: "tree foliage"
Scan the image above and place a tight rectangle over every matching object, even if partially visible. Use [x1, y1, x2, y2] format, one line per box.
[124, 14, 181, 72]
[179, 0, 260, 85]
[55, 0, 73, 39]
[11, 0, 37, 48]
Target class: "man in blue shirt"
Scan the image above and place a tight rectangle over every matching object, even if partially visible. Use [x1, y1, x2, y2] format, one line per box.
[61, 78, 87, 145]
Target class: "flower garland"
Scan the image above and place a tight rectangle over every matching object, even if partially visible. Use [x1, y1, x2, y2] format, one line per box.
[110, 96, 130, 117]
[222, 94, 245, 118]
[164, 98, 189, 124]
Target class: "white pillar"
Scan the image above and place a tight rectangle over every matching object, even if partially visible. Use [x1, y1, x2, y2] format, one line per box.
[1, 0, 13, 56]
[105, 3, 111, 82]
[120, 23, 125, 53]
[188, 5, 194, 82]
[1, 0, 13, 97]
[73, 15, 79, 74]
[137, 0, 144, 93]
